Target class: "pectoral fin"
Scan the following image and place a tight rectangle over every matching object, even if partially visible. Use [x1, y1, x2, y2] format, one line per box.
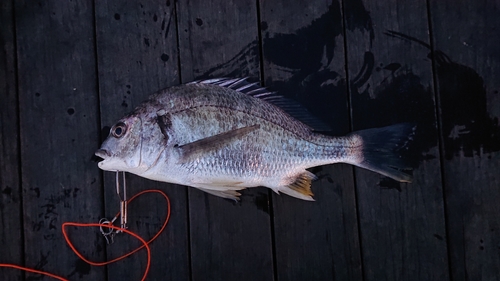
[192, 179, 245, 188]
[177, 124, 260, 163]
[194, 187, 244, 201]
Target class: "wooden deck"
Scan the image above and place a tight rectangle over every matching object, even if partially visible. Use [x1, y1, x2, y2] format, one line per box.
[1, 0, 500, 280]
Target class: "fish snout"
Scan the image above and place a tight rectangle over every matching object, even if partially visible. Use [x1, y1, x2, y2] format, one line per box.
[95, 148, 110, 159]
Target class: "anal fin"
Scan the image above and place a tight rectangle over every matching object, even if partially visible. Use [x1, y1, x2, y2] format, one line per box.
[280, 171, 318, 201]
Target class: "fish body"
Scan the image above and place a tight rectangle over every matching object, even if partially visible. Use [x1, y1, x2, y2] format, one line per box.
[96, 78, 414, 200]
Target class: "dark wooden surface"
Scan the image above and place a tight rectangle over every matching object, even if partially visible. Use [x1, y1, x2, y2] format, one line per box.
[0, 1, 23, 281]
[14, 0, 105, 279]
[1, 0, 499, 280]
[430, 1, 500, 280]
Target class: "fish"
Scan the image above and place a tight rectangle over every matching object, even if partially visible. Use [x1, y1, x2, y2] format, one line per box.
[95, 78, 415, 201]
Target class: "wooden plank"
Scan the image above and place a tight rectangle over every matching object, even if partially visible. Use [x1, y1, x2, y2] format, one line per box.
[0, 1, 24, 280]
[429, 1, 500, 280]
[94, 1, 190, 280]
[259, 1, 363, 280]
[15, 0, 105, 279]
[176, 1, 274, 280]
[344, 0, 450, 280]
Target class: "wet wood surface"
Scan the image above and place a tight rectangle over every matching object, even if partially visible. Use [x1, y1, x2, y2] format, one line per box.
[1, 0, 499, 280]
[345, 0, 450, 280]
[430, 1, 500, 280]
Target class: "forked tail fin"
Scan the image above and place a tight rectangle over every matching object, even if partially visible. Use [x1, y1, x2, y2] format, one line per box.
[349, 123, 416, 182]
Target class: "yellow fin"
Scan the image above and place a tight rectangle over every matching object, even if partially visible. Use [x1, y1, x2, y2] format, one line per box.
[281, 171, 317, 201]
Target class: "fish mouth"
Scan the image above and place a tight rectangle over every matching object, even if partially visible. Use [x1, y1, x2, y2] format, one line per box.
[94, 149, 110, 161]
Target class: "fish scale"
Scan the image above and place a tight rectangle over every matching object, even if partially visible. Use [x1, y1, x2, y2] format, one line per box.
[170, 106, 315, 175]
[172, 101, 341, 191]
[96, 78, 415, 201]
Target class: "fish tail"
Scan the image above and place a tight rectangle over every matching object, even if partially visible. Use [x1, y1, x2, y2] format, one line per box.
[348, 123, 416, 182]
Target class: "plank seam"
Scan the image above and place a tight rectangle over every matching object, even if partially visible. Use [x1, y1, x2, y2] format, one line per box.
[425, 1, 453, 280]
[12, 0, 27, 278]
[339, 0, 366, 279]
[255, 1, 278, 280]
[256, 0, 266, 86]
[90, 0, 109, 279]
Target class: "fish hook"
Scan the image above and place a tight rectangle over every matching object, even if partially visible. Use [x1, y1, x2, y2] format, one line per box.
[116, 171, 128, 233]
[99, 171, 128, 244]
[99, 217, 116, 244]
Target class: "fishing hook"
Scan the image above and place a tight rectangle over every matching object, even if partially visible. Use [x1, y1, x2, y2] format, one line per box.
[99, 171, 128, 244]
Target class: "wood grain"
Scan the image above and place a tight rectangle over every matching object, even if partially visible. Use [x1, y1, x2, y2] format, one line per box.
[15, 0, 105, 279]
[177, 1, 274, 280]
[430, 0, 500, 280]
[0, 0, 23, 280]
[259, 1, 363, 280]
[94, 1, 190, 280]
[344, 0, 450, 280]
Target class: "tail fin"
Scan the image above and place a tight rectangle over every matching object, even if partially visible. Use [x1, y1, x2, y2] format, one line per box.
[349, 123, 416, 182]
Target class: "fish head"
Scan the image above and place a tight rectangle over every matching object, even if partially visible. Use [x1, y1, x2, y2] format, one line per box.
[95, 114, 144, 173]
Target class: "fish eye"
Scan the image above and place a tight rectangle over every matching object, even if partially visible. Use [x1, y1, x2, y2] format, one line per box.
[111, 122, 127, 138]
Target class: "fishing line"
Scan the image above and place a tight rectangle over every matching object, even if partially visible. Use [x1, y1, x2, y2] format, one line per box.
[0, 187, 171, 281]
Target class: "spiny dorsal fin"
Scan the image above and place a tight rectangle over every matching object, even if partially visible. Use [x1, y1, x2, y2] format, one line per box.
[177, 124, 260, 164]
[280, 171, 318, 201]
[189, 77, 268, 96]
[189, 78, 331, 131]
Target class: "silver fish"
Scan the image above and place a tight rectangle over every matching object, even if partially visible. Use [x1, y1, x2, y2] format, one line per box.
[95, 78, 414, 201]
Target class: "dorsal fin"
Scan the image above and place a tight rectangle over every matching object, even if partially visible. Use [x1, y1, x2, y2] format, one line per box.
[189, 78, 331, 131]
[189, 77, 268, 95]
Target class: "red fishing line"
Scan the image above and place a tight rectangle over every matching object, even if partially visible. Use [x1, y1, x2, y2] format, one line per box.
[0, 264, 68, 281]
[0, 189, 171, 281]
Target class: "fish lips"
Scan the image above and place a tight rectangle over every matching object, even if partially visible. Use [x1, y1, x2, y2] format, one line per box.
[94, 149, 110, 167]
[95, 148, 110, 159]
